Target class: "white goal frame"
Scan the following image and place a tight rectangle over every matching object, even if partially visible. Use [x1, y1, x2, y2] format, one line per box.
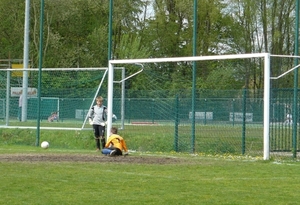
[108, 53, 271, 160]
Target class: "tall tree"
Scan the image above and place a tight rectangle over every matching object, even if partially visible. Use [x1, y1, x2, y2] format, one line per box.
[0, 0, 25, 59]
[0, 0, 298, 93]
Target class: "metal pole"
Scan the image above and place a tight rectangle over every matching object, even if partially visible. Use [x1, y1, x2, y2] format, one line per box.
[242, 89, 246, 155]
[292, 0, 299, 158]
[6, 70, 10, 125]
[22, 0, 30, 122]
[174, 95, 179, 152]
[36, 0, 44, 146]
[108, 0, 113, 61]
[191, 0, 197, 153]
[106, 0, 113, 140]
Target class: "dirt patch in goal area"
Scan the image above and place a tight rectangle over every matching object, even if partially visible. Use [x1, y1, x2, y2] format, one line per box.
[0, 153, 187, 164]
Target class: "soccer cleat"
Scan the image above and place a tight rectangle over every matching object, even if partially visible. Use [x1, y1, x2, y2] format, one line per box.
[110, 150, 117, 156]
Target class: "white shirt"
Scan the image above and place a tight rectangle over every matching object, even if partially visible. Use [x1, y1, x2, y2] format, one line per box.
[88, 105, 107, 125]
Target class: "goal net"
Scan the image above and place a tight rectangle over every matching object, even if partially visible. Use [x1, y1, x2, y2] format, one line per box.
[0, 67, 109, 130]
[108, 53, 272, 159]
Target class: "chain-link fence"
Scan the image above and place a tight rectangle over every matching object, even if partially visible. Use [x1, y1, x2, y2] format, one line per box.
[1, 88, 300, 158]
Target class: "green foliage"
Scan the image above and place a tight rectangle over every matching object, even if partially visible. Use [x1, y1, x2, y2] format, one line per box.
[115, 34, 151, 59]
[0, 0, 25, 59]
[0, 0, 298, 94]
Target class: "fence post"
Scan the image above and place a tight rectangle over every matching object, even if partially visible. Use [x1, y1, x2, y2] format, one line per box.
[174, 95, 179, 152]
[204, 99, 207, 125]
[242, 88, 246, 154]
[232, 99, 235, 126]
[152, 99, 155, 124]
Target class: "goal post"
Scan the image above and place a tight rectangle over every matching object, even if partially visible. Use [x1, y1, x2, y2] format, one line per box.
[108, 53, 271, 160]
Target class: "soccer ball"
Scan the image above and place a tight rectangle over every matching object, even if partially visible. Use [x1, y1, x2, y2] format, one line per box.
[41, 141, 49, 149]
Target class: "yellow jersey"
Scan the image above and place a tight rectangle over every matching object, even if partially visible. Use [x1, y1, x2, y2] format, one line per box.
[105, 134, 128, 152]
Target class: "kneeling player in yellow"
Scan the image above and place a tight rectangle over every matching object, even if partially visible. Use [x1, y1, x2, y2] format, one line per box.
[101, 127, 128, 156]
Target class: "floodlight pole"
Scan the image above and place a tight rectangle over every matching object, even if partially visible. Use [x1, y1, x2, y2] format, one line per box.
[22, 0, 30, 122]
[292, 0, 299, 158]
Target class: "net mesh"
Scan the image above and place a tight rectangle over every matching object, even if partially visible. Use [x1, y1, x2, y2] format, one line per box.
[109, 54, 299, 159]
[110, 54, 267, 156]
[0, 68, 107, 128]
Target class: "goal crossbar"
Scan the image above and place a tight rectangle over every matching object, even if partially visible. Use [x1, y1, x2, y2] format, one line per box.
[109, 53, 268, 64]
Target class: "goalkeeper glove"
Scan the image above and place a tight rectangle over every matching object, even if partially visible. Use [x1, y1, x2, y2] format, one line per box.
[89, 118, 93, 125]
[100, 121, 107, 126]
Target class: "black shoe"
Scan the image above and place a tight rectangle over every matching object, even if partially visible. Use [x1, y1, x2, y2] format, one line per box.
[110, 150, 117, 156]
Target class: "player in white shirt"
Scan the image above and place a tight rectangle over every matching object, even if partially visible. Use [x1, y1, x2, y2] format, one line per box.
[88, 96, 107, 151]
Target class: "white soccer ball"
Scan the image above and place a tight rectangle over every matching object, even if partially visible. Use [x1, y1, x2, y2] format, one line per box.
[41, 141, 49, 149]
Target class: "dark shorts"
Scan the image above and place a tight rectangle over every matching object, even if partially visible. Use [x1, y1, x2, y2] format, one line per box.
[93, 124, 105, 137]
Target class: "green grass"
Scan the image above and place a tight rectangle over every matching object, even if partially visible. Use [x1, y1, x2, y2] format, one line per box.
[0, 146, 300, 205]
[1, 122, 296, 161]
[0, 123, 264, 154]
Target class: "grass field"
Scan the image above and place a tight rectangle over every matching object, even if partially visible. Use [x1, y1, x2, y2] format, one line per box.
[0, 121, 264, 154]
[0, 145, 299, 205]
